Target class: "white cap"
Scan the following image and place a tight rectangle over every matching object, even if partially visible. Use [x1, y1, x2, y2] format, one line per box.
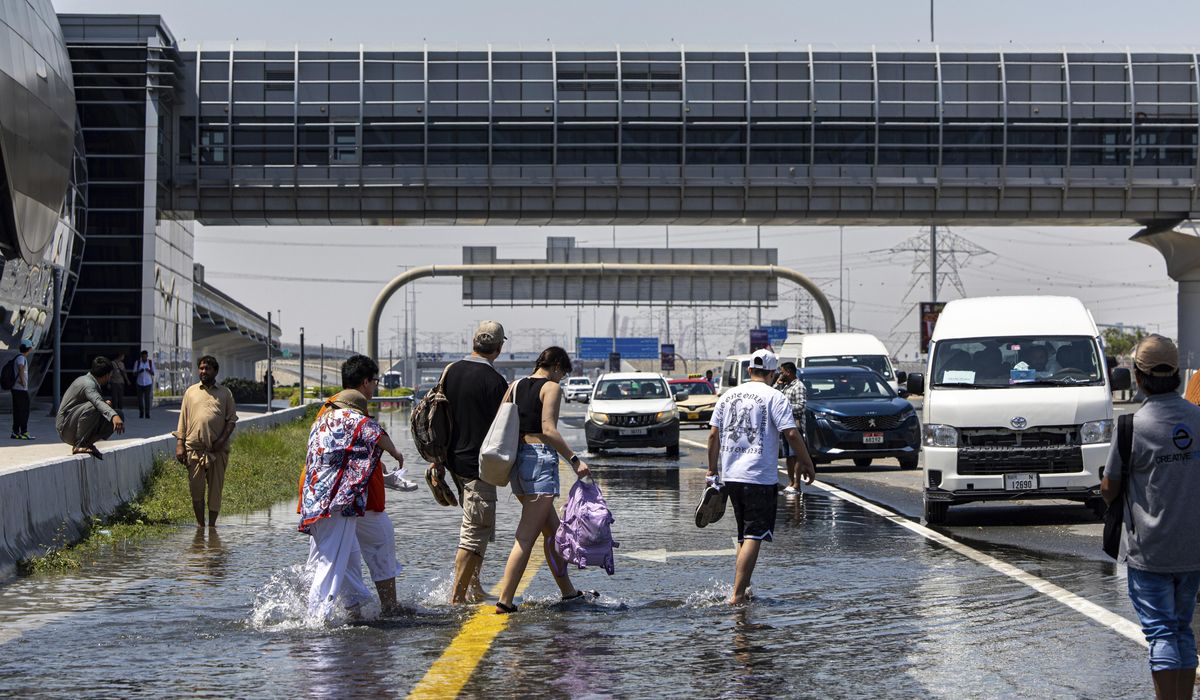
[749, 348, 779, 371]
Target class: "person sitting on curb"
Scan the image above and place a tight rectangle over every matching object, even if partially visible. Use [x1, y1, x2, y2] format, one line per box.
[56, 356, 125, 459]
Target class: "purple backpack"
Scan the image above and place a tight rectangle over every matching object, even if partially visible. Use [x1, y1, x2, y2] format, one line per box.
[552, 479, 619, 576]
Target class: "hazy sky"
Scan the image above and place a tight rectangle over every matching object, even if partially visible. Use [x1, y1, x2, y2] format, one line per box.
[54, 0, 1197, 358]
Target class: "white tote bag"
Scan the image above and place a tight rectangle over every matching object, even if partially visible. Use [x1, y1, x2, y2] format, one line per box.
[479, 378, 522, 487]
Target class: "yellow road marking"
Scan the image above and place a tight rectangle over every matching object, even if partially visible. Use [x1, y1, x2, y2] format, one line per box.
[406, 546, 547, 699]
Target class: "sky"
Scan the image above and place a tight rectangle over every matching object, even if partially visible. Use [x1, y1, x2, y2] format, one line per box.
[54, 0, 1199, 358]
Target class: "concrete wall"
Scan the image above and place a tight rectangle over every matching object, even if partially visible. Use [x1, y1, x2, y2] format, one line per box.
[0, 406, 307, 580]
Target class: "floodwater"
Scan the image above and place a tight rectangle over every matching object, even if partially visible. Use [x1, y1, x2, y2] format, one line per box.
[0, 406, 1154, 698]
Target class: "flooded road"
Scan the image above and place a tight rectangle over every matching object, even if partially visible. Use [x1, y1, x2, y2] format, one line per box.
[0, 405, 1161, 697]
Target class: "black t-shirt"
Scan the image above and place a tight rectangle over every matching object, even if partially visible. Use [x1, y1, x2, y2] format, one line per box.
[442, 357, 508, 479]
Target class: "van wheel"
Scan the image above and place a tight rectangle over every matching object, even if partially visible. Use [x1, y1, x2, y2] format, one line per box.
[898, 455, 919, 470]
[853, 457, 872, 468]
[666, 444, 680, 458]
[923, 500, 949, 525]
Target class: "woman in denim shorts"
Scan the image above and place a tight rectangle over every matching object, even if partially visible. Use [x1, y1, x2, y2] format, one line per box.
[495, 346, 595, 613]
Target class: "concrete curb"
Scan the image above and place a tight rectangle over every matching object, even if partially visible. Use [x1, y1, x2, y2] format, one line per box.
[0, 406, 307, 580]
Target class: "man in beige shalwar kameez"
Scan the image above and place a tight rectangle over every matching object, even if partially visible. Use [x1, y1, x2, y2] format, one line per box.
[175, 355, 238, 528]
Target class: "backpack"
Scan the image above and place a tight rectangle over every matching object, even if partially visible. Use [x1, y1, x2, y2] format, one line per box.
[0, 356, 16, 391]
[552, 478, 619, 576]
[1101, 413, 1135, 560]
[409, 363, 455, 464]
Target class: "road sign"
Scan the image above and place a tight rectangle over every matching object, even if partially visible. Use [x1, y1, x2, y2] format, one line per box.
[609, 352, 622, 371]
[749, 329, 770, 351]
[281, 349, 292, 359]
[756, 325, 787, 348]
[919, 302, 947, 354]
[579, 337, 614, 360]
[661, 343, 675, 372]
[578, 337, 660, 360]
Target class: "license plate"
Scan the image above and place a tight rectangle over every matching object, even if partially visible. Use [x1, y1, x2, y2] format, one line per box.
[621, 428, 648, 436]
[863, 432, 884, 444]
[688, 412, 700, 420]
[1004, 472, 1038, 491]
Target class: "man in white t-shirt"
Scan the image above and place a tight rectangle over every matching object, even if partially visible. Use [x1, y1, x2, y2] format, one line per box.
[707, 348, 815, 605]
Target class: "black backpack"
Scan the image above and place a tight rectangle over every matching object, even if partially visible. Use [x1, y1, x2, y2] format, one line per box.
[0, 356, 17, 391]
[1101, 413, 1134, 560]
[409, 363, 455, 464]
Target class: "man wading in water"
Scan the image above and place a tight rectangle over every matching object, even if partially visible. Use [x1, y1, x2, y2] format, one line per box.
[175, 355, 238, 528]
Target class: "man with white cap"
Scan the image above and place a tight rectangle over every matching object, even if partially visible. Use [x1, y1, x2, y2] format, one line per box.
[706, 348, 815, 605]
[1102, 334, 1200, 699]
[436, 320, 509, 603]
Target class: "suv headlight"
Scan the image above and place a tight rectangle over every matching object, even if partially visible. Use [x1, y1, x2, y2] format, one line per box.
[923, 424, 959, 447]
[1080, 419, 1113, 444]
[654, 411, 674, 423]
[589, 412, 609, 425]
[899, 407, 917, 422]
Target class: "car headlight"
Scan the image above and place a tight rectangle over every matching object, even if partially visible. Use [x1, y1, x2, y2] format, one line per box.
[1080, 419, 1113, 444]
[923, 424, 959, 447]
[812, 411, 829, 420]
[589, 412, 609, 425]
[655, 411, 674, 423]
[899, 407, 916, 421]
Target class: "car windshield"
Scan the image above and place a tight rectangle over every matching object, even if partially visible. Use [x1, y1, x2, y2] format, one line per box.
[595, 378, 669, 400]
[672, 381, 714, 397]
[930, 335, 1104, 388]
[802, 372, 895, 399]
[805, 354, 891, 377]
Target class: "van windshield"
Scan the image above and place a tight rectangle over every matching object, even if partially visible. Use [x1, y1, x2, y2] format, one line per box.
[806, 354, 892, 378]
[930, 336, 1104, 388]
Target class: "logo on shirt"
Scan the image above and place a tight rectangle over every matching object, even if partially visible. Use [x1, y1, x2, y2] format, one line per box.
[1173, 424, 1193, 451]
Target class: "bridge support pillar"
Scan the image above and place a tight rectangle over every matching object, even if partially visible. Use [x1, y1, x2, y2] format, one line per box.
[1132, 224, 1200, 369]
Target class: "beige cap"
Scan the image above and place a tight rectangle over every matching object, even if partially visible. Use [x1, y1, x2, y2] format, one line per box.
[473, 320, 506, 347]
[1133, 334, 1179, 376]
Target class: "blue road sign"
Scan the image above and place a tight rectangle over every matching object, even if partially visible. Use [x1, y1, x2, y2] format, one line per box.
[757, 325, 788, 347]
[578, 337, 660, 360]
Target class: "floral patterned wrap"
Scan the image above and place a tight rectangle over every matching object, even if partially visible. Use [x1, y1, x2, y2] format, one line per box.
[298, 407, 384, 533]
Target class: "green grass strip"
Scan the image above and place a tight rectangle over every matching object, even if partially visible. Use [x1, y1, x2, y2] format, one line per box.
[20, 406, 318, 575]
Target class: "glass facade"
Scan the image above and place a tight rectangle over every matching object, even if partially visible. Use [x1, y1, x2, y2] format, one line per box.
[171, 48, 1200, 225]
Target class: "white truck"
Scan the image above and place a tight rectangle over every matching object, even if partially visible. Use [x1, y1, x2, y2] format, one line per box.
[905, 296, 1131, 524]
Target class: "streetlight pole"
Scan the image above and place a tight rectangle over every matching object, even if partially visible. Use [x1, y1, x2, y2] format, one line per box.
[319, 343, 325, 399]
[299, 326, 305, 405]
[266, 310, 273, 414]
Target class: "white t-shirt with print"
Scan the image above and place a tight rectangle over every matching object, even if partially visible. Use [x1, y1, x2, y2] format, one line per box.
[13, 354, 27, 391]
[709, 380, 796, 485]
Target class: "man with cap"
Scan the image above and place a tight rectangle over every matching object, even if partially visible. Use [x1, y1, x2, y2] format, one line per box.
[1102, 335, 1200, 699]
[10, 339, 34, 440]
[706, 348, 815, 605]
[436, 320, 509, 603]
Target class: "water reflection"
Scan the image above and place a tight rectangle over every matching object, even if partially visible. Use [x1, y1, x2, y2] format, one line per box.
[185, 527, 227, 582]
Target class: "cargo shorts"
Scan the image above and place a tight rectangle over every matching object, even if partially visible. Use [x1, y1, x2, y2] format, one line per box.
[451, 472, 497, 557]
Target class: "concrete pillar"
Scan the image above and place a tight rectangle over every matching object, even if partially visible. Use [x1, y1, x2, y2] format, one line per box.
[1131, 225, 1200, 369]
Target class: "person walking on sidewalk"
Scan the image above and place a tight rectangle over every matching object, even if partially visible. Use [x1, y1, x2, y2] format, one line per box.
[108, 351, 129, 412]
[133, 350, 155, 418]
[56, 356, 125, 458]
[175, 355, 238, 528]
[707, 349, 815, 605]
[774, 361, 807, 495]
[435, 320, 509, 604]
[10, 339, 33, 440]
[495, 346, 594, 614]
[1102, 335, 1200, 700]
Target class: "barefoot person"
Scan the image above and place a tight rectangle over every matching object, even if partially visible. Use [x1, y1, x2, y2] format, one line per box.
[56, 356, 125, 459]
[174, 355, 238, 528]
[495, 346, 594, 614]
[707, 349, 815, 605]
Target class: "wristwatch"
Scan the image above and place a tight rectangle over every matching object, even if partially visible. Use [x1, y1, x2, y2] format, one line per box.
[569, 454, 581, 467]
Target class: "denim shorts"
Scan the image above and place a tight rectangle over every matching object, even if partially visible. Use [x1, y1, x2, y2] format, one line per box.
[511, 443, 560, 497]
[1127, 566, 1200, 672]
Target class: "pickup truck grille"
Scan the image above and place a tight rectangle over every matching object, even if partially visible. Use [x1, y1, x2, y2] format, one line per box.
[957, 445, 1084, 475]
[609, 414, 656, 427]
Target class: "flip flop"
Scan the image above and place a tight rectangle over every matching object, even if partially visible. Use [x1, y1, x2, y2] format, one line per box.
[561, 590, 600, 603]
[694, 483, 726, 528]
[495, 601, 519, 615]
[424, 465, 457, 507]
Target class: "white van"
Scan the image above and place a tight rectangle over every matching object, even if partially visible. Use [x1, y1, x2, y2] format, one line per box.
[906, 296, 1131, 524]
[781, 332, 905, 393]
[719, 350, 798, 396]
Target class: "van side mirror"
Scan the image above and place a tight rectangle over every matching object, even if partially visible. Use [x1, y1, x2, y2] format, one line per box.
[895, 370, 908, 383]
[906, 372, 925, 396]
[1110, 367, 1131, 392]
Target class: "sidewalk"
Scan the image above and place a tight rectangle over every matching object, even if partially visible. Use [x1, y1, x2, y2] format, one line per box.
[0, 400, 293, 475]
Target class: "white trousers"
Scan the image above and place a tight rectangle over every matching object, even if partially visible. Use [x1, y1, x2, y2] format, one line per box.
[306, 515, 371, 620]
[356, 511, 401, 583]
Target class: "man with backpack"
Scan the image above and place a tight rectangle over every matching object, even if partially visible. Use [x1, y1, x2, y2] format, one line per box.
[5, 339, 34, 440]
[707, 349, 815, 605]
[1102, 335, 1200, 699]
[436, 320, 509, 604]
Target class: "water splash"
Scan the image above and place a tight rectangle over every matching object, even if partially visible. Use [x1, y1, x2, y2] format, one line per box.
[682, 579, 734, 608]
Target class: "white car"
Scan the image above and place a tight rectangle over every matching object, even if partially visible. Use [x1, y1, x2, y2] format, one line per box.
[585, 372, 680, 456]
[563, 376, 593, 403]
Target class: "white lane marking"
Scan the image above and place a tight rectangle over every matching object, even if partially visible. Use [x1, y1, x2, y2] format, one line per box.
[621, 548, 738, 563]
[678, 437, 1147, 648]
